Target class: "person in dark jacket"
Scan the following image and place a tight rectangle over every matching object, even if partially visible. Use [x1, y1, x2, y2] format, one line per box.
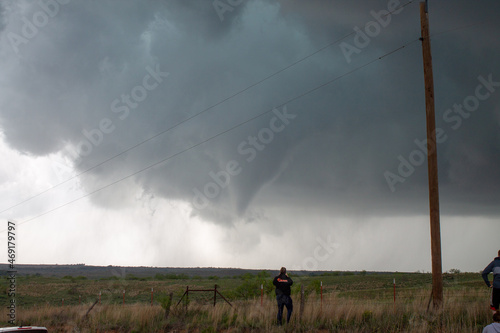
[273, 267, 293, 325]
[482, 250, 500, 310]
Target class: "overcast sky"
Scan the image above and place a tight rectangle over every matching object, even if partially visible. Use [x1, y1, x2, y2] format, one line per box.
[1, 0, 499, 273]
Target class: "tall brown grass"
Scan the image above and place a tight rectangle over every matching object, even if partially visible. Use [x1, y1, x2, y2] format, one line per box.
[4, 289, 495, 332]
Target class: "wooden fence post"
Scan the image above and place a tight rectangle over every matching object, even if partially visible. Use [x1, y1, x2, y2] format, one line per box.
[261, 284, 264, 306]
[320, 281, 323, 312]
[214, 284, 217, 307]
[299, 284, 305, 320]
[165, 292, 173, 320]
[393, 279, 396, 311]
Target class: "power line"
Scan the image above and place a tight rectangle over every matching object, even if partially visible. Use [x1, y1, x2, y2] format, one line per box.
[11, 38, 420, 228]
[0, 0, 417, 216]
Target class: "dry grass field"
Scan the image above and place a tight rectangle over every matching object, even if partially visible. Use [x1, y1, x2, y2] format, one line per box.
[0, 271, 495, 332]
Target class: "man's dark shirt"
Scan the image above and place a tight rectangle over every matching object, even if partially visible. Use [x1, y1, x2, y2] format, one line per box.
[273, 273, 293, 296]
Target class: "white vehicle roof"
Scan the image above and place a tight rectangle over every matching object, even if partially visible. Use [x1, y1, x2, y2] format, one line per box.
[0, 328, 48, 332]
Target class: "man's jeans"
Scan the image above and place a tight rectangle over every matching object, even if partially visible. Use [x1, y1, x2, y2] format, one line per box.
[276, 294, 293, 325]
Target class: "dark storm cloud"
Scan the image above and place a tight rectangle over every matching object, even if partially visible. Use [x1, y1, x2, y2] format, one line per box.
[0, 3, 6, 33]
[0, 0, 499, 227]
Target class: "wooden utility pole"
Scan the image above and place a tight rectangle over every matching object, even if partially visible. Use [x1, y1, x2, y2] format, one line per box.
[419, 1, 443, 308]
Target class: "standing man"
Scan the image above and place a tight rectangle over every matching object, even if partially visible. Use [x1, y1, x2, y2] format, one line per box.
[273, 267, 293, 325]
[482, 250, 500, 311]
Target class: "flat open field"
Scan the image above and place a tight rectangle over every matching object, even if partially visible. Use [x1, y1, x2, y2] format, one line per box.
[0, 270, 495, 332]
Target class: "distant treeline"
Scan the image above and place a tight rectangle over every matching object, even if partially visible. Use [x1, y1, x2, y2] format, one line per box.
[0, 263, 424, 280]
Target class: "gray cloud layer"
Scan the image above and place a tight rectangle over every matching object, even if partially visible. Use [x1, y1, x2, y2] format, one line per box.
[0, 0, 499, 228]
